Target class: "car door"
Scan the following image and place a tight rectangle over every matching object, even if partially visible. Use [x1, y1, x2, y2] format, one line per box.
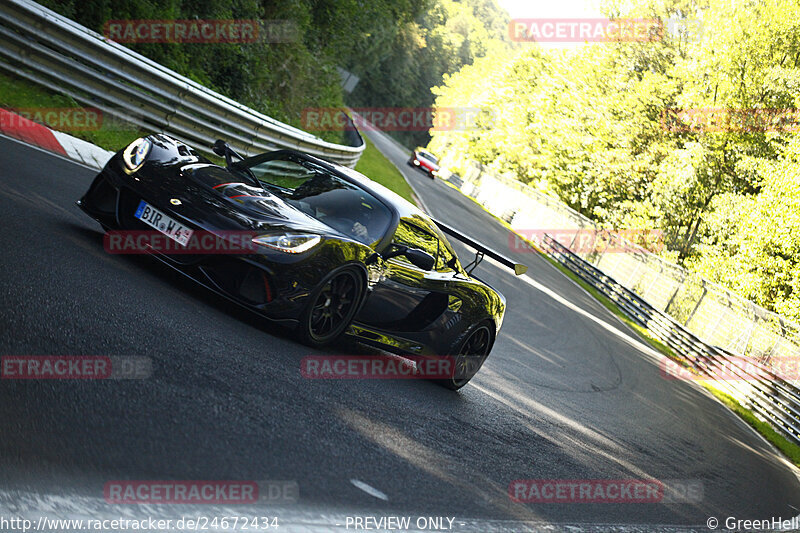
[356, 219, 456, 332]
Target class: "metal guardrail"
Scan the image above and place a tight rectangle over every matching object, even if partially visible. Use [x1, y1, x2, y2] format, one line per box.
[0, 0, 364, 167]
[542, 234, 800, 445]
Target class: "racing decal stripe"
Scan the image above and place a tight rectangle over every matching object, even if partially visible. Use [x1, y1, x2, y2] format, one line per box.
[0, 108, 67, 156]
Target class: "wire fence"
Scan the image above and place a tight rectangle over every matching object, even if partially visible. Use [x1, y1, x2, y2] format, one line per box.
[440, 154, 800, 385]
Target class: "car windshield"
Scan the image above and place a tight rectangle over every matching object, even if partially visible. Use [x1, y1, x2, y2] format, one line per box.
[236, 157, 393, 245]
[418, 151, 438, 164]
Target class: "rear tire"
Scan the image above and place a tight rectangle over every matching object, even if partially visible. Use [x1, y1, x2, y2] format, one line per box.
[434, 321, 494, 391]
[296, 267, 364, 348]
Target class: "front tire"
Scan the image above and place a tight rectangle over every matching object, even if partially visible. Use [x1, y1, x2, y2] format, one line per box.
[296, 267, 364, 348]
[435, 321, 495, 391]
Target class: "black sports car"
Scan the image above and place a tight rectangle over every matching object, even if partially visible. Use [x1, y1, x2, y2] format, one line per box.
[78, 134, 526, 389]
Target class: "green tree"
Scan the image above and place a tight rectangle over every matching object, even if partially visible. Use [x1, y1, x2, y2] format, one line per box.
[428, 0, 800, 320]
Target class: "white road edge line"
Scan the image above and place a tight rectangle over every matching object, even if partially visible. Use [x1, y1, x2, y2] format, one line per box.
[0, 132, 101, 173]
[511, 235, 800, 493]
[349, 479, 388, 501]
[383, 142, 800, 494]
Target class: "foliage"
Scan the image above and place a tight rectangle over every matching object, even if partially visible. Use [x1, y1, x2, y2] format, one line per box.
[38, 0, 509, 148]
[346, 0, 513, 148]
[428, 0, 800, 323]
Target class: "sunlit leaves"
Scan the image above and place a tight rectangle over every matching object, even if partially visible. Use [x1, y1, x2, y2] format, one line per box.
[430, 0, 800, 321]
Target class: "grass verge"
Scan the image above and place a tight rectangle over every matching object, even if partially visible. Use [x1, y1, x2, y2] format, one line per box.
[0, 70, 418, 205]
[701, 384, 800, 466]
[0, 70, 143, 152]
[355, 135, 416, 204]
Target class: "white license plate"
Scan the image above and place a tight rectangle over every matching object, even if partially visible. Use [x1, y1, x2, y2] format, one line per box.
[134, 200, 193, 246]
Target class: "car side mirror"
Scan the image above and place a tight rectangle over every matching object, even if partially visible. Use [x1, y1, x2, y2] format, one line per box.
[404, 248, 435, 270]
[213, 139, 247, 169]
[382, 246, 435, 271]
[212, 139, 228, 157]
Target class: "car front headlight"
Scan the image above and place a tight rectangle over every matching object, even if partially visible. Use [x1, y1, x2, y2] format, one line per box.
[252, 233, 321, 254]
[122, 137, 152, 172]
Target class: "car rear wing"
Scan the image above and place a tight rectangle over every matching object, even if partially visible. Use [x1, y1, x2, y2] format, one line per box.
[433, 219, 527, 276]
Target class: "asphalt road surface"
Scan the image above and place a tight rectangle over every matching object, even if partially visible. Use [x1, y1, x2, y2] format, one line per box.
[0, 133, 798, 532]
